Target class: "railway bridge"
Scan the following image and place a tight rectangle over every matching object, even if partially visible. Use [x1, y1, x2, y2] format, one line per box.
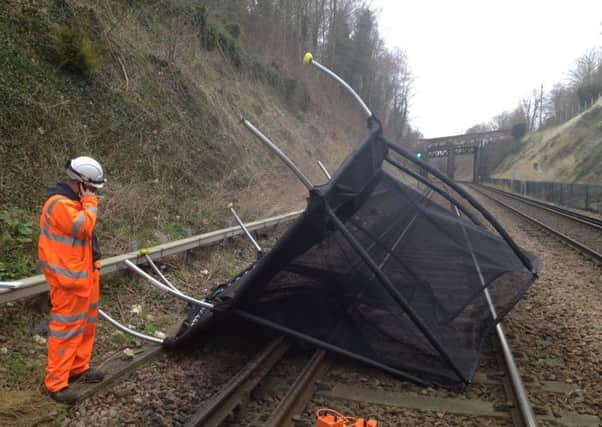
[420, 129, 514, 181]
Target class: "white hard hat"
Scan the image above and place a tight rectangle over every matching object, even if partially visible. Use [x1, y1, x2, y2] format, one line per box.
[65, 156, 106, 189]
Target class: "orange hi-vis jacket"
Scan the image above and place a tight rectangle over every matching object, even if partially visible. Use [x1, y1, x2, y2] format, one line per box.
[38, 183, 101, 392]
[38, 188, 98, 298]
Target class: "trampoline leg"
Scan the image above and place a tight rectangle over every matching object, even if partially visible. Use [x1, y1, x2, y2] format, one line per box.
[227, 202, 263, 258]
[142, 253, 181, 293]
[124, 260, 214, 309]
[242, 119, 314, 191]
[317, 160, 332, 180]
[99, 308, 163, 345]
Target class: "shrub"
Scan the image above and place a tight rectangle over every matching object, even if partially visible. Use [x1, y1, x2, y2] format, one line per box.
[0, 210, 35, 280]
[49, 23, 105, 75]
[512, 122, 527, 140]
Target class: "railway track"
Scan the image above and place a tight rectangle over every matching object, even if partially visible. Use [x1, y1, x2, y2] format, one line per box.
[4, 188, 599, 426]
[180, 189, 539, 427]
[469, 184, 602, 262]
[178, 329, 598, 426]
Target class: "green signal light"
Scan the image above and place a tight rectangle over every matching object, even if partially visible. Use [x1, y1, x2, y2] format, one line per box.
[416, 152, 423, 159]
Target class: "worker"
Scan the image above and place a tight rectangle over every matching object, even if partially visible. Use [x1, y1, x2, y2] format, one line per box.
[38, 156, 106, 404]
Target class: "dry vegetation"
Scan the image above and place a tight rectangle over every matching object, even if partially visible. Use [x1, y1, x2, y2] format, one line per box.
[493, 98, 602, 183]
[0, 1, 372, 422]
[0, 0, 371, 275]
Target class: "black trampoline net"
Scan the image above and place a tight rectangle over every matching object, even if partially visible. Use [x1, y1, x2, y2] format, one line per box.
[171, 123, 539, 388]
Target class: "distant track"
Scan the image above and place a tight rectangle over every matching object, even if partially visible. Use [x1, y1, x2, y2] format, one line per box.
[481, 184, 602, 227]
[468, 184, 602, 261]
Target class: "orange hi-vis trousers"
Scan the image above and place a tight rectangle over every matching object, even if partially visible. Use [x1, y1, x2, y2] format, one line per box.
[45, 268, 100, 392]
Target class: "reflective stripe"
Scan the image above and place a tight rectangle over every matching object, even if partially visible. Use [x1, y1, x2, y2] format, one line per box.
[48, 327, 85, 339]
[41, 196, 88, 247]
[44, 196, 68, 230]
[46, 196, 67, 219]
[40, 227, 87, 247]
[72, 212, 85, 237]
[89, 301, 99, 309]
[50, 312, 88, 323]
[39, 261, 89, 279]
[85, 207, 98, 214]
[87, 316, 98, 324]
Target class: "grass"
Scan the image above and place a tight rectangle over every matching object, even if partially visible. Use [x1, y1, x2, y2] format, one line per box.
[0, 209, 36, 280]
[574, 138, 602, 182]
[0, 1, 360, 424]
[1, 0, 324, 272]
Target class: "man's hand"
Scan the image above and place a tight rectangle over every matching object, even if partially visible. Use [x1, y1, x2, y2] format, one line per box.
[79, 183, 97, 198]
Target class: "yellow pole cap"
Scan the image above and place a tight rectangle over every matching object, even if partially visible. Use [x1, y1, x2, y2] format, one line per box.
[226, 202, 234, 209]
[303, 52, 313, 65]
[139, 248, 149, 255]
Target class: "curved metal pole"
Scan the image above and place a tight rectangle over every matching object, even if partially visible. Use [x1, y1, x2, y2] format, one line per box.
[386, 141, 535, 273]
[317, 160, 332, 180]
[125, 260, 214, 309]
[98, 308, 163, 344]
[227, 202, 263, 255]
[385, 155, 483, 227]
[242, 119, 313, 191]
[303, 53, 372, 119]
[144, 254, 180, 292]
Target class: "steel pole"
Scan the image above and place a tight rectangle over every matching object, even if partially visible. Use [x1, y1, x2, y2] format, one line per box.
[98, 309, 163, 344]
[125, 260, 214, 309]
[227, 203, 263, 255]
[242, 119, 313, 191]
[317, 160, 332, 180]
[304, 53, 372, 119]
[143, 253, 180, 292]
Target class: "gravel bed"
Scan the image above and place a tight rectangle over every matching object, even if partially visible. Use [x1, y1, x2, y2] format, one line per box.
[16, 193, 600, 426]
[466, 186, 602, 423]
[227, 349, 312, 426]
[64, 320, 270, 427]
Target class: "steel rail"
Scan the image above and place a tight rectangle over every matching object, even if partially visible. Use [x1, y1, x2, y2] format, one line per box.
[469, 184, 602, 261]
[265, 349, 329, 427]
[184, 337, 291, 427]
[481, 184, 602, 229]
[0, 210, 301, 304]
[453, 206, 536, 427]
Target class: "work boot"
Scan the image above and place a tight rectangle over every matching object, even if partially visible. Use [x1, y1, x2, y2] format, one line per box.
[69, 368, 105, 383]
[47, 387, 78, 405]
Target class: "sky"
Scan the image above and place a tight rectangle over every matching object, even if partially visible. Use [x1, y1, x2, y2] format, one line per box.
[372, 0, 602, 138]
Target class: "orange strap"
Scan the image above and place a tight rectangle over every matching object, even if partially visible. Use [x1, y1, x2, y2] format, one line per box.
[316, 408, 377, 427]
